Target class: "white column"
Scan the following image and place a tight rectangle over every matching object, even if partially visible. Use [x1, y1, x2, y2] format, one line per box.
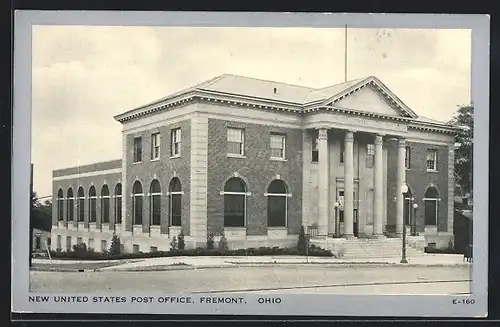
[317, 128, 329, 236]
[395, 137, 406, 236]
[343, 130, 355, 238]
[373, 134, 384, 236]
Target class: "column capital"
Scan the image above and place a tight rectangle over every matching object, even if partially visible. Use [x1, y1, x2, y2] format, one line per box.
[345, 130, 354, 142]
[397, 138, 406, 148]
[318, 128, 328, 140]
[375, 134, 384, 145]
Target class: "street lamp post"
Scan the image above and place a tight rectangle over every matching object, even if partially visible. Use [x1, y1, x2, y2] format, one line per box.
[400, 184, 409, 264]
[412, 203, 419, 236]
[333, 201, 340, 237]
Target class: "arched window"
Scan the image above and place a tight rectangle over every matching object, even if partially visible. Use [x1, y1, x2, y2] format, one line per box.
[424, 187, 439, 226]
[403, 188, 413, 226]
[114, 183, 122, 224]
[57, 189, 64, 221]
[132, 181, 143, 225]
[267, 180, 288, 227]
[150, 180, 161, 226]
[66, 188, 74, 223]
[88, 186, 97, 223]
[169, 178, 182, 226]
[77, 187, 85, 222]
[101, 185, 110, 224]
[223, 177, 246, 227]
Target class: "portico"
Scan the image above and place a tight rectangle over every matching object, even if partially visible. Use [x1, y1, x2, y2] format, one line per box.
[305, 122, 408, 239]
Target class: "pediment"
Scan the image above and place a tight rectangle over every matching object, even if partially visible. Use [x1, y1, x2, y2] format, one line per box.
[322, 77, 417, 118]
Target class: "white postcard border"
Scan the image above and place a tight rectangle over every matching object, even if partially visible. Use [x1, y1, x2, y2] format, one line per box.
[12, 11, 489, 317]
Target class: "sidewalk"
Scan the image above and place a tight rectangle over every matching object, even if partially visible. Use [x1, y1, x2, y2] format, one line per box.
[96, 254, 470, 271]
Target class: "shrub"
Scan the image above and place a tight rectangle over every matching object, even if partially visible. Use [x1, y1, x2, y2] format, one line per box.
[206, 233, 215, 250]
[170, 236, 178, 251]
[218, 233, 229, 253]
[424, 247, 462, 254]
[297, 226, 307, 254]
[72, 242, 87, 256]
[178, 232, 185, 251]
[109, 234, 122, 256]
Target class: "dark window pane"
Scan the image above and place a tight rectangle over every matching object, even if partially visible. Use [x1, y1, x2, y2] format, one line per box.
[152, 195, 161, 225]
[115, 197, 122, 224]
[224, 178, 245, 192]
[78, 199, 85, 222]
[425, 200, 437, 225]
[267, 180, 286, 194]
[171, 194, 182, 226]
[134, 196, 143, 225]
[90, 198, 96, 222]
[268, 196, 286, 227]
[224, 194, 245, 227]
[102, 198, 110, 223]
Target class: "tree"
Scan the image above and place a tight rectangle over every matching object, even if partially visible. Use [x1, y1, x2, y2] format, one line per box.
[449, 105, 473, 196]
[109, 234, 122, 255]
[31, 191, 52, 231]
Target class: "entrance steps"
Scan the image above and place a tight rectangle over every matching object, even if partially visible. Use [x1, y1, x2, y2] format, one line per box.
[311, 236, 426, 259]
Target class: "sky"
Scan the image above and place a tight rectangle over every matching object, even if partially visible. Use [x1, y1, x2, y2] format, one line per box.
[31, 26, 471, 198]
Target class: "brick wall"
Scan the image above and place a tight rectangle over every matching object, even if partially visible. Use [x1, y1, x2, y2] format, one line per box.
[207, 118, 303, 236]
[125, 120, 191, 236]
[386, 141, 449, 233]
[52, 172, 122, 231]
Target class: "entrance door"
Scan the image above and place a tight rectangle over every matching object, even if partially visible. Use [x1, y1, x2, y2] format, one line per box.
[353, 209, 359, 237]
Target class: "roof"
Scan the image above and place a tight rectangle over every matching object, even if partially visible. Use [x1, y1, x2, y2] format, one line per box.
[115, 74, 457, 130]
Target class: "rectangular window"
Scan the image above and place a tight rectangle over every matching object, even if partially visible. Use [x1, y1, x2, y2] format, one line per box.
[35, 235, 41, 250]
[133, 244, 140, 253]
[57, 235, 62, 250]
[366, 144, 375, 167]
[47, 237, 51, 248]
[133, 137, 142, 163]
[77, 237, 82, 245]
[170, 193, 182, 226]
[227, 128, 245, 156]
[101, 240, 107, 252]
[338, 190, 345, 223]
[311, 135, 319, 163]
[270, 133, 286, 159]
[224, 194, 245, 227]
[405, 146, 411, 169]
[151, 133, 160, 160]
[426, 149, 437, 171]
[170, 128, 181, 157]
[66, 236, 72, 252]
[88, 238, 94, 250]
[150, 246, 158, 253]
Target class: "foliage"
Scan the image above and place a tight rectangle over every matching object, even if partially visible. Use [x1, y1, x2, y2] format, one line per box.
[297, 226, 307, 254]
[424, 246, 463, 254]
[170, 236, 178, 251]
[218, 233, 229, 252]
[72, 242, 87, 256]
[178, 231, 185, 251]
[109, 234, 122, 256]
[449, 105, 473, 196]
[206, 233, 215, 250]
[48, 245, 334, 260]
[31, 191, 52, 232]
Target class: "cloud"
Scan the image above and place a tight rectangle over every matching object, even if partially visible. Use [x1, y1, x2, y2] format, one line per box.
[30, 26, 471, 197]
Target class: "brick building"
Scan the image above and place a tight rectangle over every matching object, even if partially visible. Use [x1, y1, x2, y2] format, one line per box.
[51, 74, 460, 254]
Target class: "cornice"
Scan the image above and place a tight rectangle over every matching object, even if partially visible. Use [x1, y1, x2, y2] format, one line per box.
[115, 91, 459, 135]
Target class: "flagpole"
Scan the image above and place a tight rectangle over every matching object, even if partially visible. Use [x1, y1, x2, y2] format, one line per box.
[344, 24, 348, 82]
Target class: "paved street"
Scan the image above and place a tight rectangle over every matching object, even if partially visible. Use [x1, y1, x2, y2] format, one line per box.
[30, 265, 471, 295]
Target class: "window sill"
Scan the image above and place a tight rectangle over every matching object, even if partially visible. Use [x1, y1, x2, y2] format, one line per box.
[150, 158, 160, 162]
[270, 157, 287, 162]
[170, 155, 181, 159]
[132, 161, 142, 165]
[227, 154, 246, 159]
[267, 226, 287, 230]
[426, 169, 438, 173]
